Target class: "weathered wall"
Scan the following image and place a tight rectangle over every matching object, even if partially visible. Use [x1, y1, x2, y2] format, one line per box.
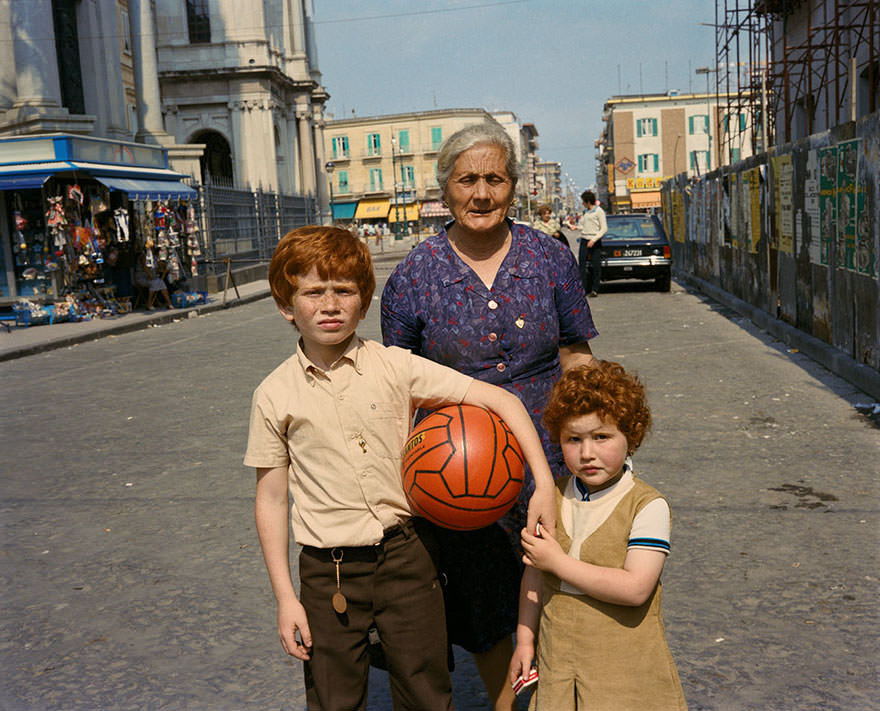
[661, 111, 880, 373]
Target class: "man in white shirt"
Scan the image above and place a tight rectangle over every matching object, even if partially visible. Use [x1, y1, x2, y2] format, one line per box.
[578, 190, 607, 297]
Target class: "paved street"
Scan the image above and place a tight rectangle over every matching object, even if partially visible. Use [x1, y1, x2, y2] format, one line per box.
[1, 254, 878, 710]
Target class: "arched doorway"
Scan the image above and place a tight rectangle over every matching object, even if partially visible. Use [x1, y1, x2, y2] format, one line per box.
[192, 130, 233, 186]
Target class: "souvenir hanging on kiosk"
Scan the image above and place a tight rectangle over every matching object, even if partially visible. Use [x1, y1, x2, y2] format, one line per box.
[67, 183, 84, 205]
[113, 207, 130, 242]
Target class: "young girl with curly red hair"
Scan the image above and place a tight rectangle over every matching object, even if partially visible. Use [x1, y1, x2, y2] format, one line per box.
[509, 361, 687, 710]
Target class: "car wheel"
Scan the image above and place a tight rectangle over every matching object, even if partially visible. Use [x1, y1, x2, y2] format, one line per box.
[655, 271, 671, 292]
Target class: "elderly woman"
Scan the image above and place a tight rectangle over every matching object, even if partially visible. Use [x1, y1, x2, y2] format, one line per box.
[532, 203, 569, 247]
[381, 122, 597, 710]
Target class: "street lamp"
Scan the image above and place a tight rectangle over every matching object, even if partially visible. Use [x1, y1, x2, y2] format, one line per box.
[673, 133, 682, 176]
[695, 66, 716, 172]
[390, 135, 402, 239]
[325, 161, 335, 225]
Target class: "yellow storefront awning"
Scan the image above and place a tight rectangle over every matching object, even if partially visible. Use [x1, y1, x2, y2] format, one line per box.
[388, 203, 420, 222]
[629, 191, 662, 209]
[355, 199, 390, 220]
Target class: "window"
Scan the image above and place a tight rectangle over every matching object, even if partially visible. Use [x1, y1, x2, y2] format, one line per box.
[688, 115, 708, 135]
[369, 168, 383, 191]
[128, 104, 138, 134]
[689, 151, 710, 171]
[337, 171, 349, 193]
[636, 117, 658, 137]
[401, 165, 415, 187]
[637, 154, 659, 172]
[729, 148, 741, 164]
[120, 10, 131, 54]
[725, 113, 747, 133]
[366, 133, 381, 156]
[331, 136, 349, 158]
[186, 0, 211, 44]
[430, 127, 442, 150]
[397, 129, 410, 152]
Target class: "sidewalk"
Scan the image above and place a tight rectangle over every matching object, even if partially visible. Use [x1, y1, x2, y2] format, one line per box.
[0, 242, 413, 363]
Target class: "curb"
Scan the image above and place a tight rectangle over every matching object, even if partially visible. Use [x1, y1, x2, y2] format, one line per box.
[0, 250, 412, 363]
[0, 289, 271, 363]
[675, 270, 880, 401]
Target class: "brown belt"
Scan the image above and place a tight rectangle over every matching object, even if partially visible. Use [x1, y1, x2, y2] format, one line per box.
[301, 518, 416, 562]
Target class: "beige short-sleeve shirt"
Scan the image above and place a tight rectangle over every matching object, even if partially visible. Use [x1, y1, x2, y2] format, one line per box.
[244, 336, 473, 548]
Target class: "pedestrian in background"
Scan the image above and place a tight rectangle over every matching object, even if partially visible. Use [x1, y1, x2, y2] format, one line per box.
[510, 361, 687, 710]
[532, 203, 569, 248]
[578, 190, 607, 297]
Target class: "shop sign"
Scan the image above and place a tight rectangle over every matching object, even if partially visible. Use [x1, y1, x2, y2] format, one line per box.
[616, 157, 635, 174]
[68, 137, 166, 169]
[626, 176, 671, 191]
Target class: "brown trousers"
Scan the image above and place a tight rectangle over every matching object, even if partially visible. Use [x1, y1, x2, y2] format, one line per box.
[299, 521, 452, 711]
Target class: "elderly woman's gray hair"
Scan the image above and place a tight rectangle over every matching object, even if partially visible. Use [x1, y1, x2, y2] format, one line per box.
[436, 122, 519, 195]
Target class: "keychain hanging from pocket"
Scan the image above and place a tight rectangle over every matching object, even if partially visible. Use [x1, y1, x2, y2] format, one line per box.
[331, 548, 347, 614]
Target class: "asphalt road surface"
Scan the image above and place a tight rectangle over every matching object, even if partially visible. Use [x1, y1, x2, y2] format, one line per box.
[1, 256, 878, 710]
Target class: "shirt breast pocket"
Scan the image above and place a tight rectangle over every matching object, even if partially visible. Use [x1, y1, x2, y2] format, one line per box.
[362, 402, 407, 460]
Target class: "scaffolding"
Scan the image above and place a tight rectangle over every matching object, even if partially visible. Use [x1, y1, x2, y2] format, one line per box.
[712, 0, 879, 153]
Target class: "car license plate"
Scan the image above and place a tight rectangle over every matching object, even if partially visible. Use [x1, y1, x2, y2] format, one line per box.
[624, 249, 641, 256]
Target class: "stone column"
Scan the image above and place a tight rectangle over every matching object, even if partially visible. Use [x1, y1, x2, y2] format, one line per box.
[296, 101, 316, 196]
[286, 109, 300, 193]
[229, 101, 246, 187]
[129, 0, 169, 144]
[312, 108, 329, 217]
[0, 1, 16, 109]
[78, 0, 128, 139]
[10, 0, 63, 111]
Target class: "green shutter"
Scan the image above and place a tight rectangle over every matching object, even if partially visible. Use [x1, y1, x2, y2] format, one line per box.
[636, 120, 643, 138]
[653, 154, 659, 172]
[652, 118, 658, 135]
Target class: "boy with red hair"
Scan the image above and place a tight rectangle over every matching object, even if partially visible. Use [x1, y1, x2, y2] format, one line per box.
[245, 226, 556, 710]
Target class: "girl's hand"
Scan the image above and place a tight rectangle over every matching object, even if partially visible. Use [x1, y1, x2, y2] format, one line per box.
[508, 643, 535, 685]
[521, 525, 564, 572]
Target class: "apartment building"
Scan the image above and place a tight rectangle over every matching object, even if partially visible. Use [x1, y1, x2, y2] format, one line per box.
[323, 108, 539, 232]
[596, 91, 755, 213]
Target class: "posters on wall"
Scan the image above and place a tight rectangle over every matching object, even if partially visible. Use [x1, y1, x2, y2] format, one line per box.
[729, 172, 739, 248]
[818, 145, 838, 266]
[748, 167, 761, 254]
[819, 139, 869, 274]
[672, 190, 685, 243]
[837, 139, 859, 271]
[804, 149, 822, 264]
[777, 155, 794, 254]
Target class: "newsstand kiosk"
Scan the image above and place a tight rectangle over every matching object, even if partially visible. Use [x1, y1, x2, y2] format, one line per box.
[0, 133, 201, 324]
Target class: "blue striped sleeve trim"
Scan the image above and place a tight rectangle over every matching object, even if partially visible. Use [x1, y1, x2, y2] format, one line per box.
[627, 537, 670, 552]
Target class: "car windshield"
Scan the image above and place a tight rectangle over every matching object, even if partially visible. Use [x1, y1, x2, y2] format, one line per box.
[603, 219, 661, 241]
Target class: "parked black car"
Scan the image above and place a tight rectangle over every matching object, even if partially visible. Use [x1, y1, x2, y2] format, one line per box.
[599, 214, 672, 291]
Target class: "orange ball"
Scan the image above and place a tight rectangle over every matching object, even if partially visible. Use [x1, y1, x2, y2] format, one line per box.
[402, 404, 524, 530]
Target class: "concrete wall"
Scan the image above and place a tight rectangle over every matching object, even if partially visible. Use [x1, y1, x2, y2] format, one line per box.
[661, 111, 880, 377]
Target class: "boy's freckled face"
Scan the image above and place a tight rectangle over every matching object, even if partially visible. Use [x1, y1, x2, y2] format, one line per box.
[280, 266, 366, 364]
[560, 413, 629, 494]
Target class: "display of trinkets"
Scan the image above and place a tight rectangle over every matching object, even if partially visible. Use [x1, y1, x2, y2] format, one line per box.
[4, 180, 202, 324]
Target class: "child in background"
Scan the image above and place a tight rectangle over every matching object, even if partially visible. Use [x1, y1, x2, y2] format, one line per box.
[245, 226, 557, 710]
[509, 361, 687, 710]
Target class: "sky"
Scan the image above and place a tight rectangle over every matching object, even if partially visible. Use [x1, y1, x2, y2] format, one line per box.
[311, 0, 717, 192]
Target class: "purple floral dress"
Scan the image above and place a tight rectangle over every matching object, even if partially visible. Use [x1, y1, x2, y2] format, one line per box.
[381, 219, 598, 652]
